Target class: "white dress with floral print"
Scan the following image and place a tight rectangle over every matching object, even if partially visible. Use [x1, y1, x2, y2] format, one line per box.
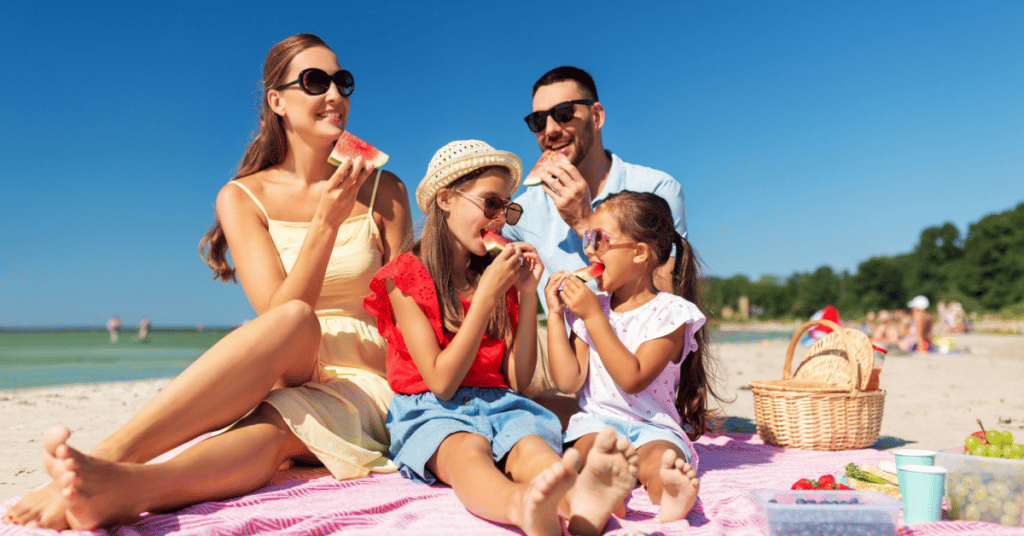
[565, 291, 705, 466]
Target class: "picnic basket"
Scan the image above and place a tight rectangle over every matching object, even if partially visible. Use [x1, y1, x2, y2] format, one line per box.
[749, 319, 885, 450]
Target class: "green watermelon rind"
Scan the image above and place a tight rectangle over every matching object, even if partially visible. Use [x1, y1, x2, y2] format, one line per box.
[327, 132, 389, 168]
[572, 263, 604, 282]
[481, 230, 511, 255]
[524, 151, 568, 186]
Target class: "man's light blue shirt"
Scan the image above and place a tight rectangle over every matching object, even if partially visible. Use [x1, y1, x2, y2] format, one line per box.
[505, 151, 687, 314]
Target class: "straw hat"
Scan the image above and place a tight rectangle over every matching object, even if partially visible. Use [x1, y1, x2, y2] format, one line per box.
[416, 140, 522, 212]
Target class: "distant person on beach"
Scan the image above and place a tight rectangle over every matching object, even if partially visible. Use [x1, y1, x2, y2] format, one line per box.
[3, 33, 412, 531]
[871, 310, 900, 347]
[137, 316, 151, 342]
[504, 66, 687, 397]
[105, 315, 121, 343]
[899, 295, 934, 354]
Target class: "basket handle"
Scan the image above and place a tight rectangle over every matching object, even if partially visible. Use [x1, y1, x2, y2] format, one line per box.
[782, 319, 862, 393]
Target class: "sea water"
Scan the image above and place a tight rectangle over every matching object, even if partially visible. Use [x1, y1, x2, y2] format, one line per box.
[0, 329, 232, 390]
[0, 329, 790, 390]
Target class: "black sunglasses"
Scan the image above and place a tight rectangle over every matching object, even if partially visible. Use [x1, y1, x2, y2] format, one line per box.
[523, 99, 595, 133]
[457, 191, 523, 225]
[274, 68, 354, 97]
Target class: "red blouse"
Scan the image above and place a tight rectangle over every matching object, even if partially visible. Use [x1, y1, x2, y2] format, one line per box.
[363, 253, 519, 395]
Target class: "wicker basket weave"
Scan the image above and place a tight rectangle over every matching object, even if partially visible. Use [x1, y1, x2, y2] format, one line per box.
[749, 319, 885, 450]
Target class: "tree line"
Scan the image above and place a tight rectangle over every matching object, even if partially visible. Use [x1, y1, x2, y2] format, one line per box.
[703, 202, 1024, 320]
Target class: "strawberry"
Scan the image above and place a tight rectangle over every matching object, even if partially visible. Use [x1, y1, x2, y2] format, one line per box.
[838, 484, 853, 490]
[820, 481, 837, 490]
[791, 478, 815, 490]
[817, 474, 837, 488]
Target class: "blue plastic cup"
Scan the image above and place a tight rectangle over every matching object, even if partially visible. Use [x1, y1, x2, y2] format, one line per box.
[893, 448, 936, 467]
[897, 464, 947, 525]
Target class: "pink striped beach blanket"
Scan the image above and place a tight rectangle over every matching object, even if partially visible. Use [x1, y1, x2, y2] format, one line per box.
[3, 432, 1022, 535]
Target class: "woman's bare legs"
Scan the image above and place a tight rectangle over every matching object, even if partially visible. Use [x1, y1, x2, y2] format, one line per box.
[46, 403, 312, 530]
[636, 441, 699, 523]
[3, 300, 322, 529]
[428, 432, 580, 536]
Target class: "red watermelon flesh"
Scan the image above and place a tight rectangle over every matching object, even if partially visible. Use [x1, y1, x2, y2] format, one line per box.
[523, 151, 570, 186]
[481, 230, 511, 255]
[328, 132, 389, 168]
[572, 263, 604, 282]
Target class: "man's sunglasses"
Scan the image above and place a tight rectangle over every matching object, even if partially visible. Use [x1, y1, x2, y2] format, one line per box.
[583, 228, 636, 253]
[523, 99, 595, 133]
[274, 68, 355, 97]
[457, 191, 523, 225]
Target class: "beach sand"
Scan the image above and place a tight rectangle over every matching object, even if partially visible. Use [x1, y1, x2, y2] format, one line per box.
[2, 332, 1022, 501]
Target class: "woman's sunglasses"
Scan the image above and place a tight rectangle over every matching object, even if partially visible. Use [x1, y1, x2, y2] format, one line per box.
[274, 68, 355, 97]
[583, 228, 636, 253]
[523, 99, 595, 133]
[457, 191, 523, 225]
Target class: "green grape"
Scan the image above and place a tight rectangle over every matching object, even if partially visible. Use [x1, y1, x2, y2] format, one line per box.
[1011, 443, 1024, 458]
[962, 474, 981, 489]
[953, 482, 971, 499]
[987, 444, 1003, 457]
[1003, 445, 1015, 458]
[1001, 430, 1014, 445]
[966, 436, 983, 450]
[1000, 513, 1021, 527]
[970, 444, 989, 457]
[1005, 501, 1022, 516]
[990, 481, 1011, 499]
[989, 430, 1003, 446]
[964, 503, 982, 520]
[973, 487, 990, 503]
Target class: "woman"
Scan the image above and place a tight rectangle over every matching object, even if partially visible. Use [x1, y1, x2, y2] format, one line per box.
[3, 33, 412, 530]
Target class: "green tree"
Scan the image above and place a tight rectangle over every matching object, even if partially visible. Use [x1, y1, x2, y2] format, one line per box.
[957, 203, 1024, 310]
[852, 256, 907, 311]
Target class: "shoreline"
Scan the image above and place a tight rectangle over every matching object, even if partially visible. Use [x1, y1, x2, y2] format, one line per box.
[3, 332, 1023, 501]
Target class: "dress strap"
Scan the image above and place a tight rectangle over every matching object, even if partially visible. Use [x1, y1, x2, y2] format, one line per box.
[368, 168, 383, 214]
[227, 181, 270, 221]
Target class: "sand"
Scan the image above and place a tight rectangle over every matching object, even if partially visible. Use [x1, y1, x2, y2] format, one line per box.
[2, 331, 1022, 502]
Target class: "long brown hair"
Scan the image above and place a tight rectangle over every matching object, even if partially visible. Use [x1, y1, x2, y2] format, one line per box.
[600, 191, 728, 441]
[199, 33, 332, 282]
[413, 166, 512, 348]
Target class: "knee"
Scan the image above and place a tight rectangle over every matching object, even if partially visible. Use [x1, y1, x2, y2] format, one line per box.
[277, 300, 321, 344]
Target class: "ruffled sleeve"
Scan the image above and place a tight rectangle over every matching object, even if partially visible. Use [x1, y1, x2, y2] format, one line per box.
[363, 253, 445, 346]
[640, 294, 706, 360]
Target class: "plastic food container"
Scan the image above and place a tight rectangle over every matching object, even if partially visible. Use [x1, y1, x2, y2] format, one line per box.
[749, 489, 903, 536]
[937, 449, 1024, 526]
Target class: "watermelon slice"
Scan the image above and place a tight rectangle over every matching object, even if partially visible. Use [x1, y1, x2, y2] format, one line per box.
[481, 230, 511, 255]
[328, 132, 389, 168]
[523, 151, 570, 186]
[571, 263, 604, 282]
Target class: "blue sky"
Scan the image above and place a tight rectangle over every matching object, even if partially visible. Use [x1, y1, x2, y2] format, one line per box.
[2, 1, 1021, 328]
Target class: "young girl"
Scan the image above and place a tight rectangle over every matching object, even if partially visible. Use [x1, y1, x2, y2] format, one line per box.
[363, 140, 639, 536]
[544, 190, 724, 526]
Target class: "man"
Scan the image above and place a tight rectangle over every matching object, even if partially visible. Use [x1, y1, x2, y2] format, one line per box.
[505, 66, 687, 397]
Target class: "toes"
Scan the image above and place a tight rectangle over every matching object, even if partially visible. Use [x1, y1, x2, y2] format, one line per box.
[42, 426, 71, 458]
[593, 426, 617, 452]
[563, 447, 582, 473]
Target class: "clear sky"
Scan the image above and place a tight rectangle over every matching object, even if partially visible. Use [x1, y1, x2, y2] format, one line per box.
[2, 1, 1021, 328]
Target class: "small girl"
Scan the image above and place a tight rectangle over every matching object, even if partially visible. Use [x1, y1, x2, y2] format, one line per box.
[364, 140, 639, 536]
[544, 190, 725, 525]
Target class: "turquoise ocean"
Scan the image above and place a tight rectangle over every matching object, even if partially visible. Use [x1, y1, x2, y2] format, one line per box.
[0, 329, 790, 390]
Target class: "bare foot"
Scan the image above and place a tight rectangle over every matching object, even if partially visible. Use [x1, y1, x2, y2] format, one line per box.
[2, 426, 74, 529]
[517, 448, 581, 536]
[46, 426, 146, 530]
[568, 426, 640, 536]
[656, 449, 699, 523]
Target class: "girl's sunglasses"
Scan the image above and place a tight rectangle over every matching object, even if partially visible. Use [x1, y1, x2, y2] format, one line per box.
[583, 228, 636, 253]
[457, 191, 523, 225]
[523, 99, 595, 133]
[274, 68, 355, 97]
